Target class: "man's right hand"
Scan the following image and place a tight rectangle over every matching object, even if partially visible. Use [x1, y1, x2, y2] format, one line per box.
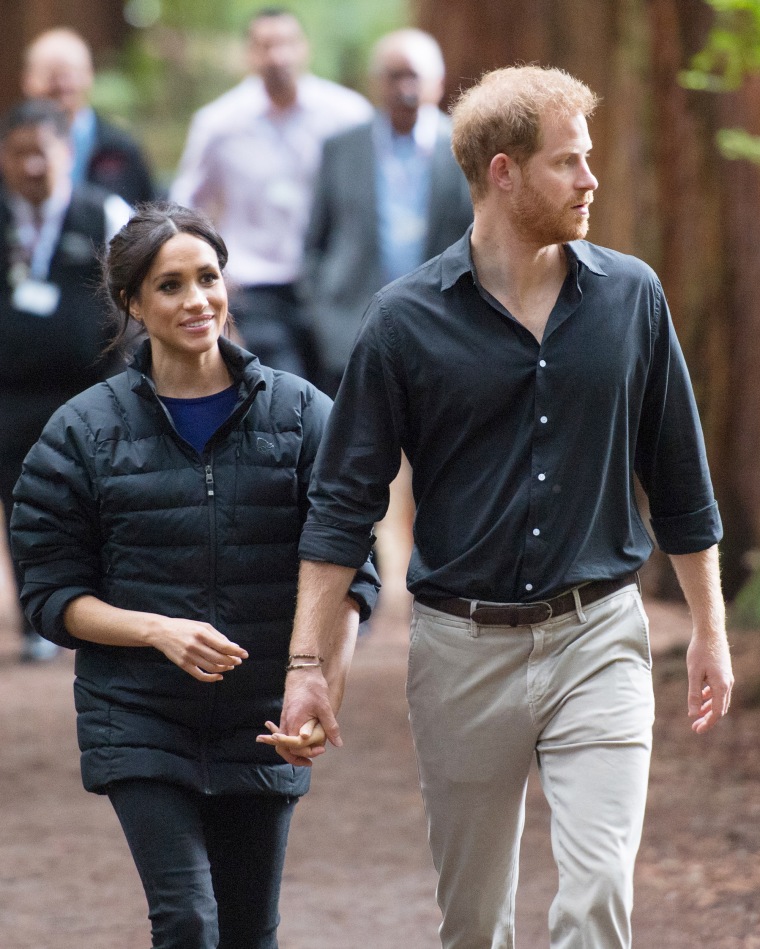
[263, 666, 342, 766]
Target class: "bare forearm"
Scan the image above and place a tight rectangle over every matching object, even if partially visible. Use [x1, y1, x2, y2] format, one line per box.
[322, 595, 360, 711]
[64, 595, 162, 647]
[668, 545, 726, 639]
[289, 560, 358, 704]
[276, 560, 359, 752]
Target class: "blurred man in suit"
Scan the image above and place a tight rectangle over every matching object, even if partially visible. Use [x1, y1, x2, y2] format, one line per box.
[0, 98, 130, 660]
[22, 28, 156, 206]
[303, 28, 472, 396]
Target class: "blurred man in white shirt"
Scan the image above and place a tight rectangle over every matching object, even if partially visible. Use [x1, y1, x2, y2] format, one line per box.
[171, 7, 371, 378]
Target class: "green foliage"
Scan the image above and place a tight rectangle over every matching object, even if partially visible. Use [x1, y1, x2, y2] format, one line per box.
[93, 0, 410, 186]
[716, 126, 760, 159]
[731, 562, 760, 627]
[154, 0, 409, 86]
[679, 0, 760, 163]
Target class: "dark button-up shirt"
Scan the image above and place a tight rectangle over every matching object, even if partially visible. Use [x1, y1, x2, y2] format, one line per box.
[299, 230, 722, 602]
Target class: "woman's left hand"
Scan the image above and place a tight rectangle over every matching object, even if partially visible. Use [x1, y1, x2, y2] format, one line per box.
[256, 717, 327, 766]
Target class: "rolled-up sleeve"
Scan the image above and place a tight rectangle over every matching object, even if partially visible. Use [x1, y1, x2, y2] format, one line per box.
[299, 297, 405, 568]
[297, 379, 381, 616]
[635, 283, 723, 554]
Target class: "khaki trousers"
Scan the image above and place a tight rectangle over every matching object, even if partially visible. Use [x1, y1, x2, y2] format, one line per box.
[407, 586, 654, 949]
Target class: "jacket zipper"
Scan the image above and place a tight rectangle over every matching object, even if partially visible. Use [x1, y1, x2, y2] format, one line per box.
[142, 376, 261, 792]
[201, 456, 217, 793]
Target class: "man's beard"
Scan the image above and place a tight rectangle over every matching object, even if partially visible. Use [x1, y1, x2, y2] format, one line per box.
[512, 176, 593, 245]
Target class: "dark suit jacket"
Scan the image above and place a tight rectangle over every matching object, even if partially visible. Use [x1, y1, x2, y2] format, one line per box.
[303, 112, 473, 375]
[0, 184, 119, 516]
[87, 113, 156, 207]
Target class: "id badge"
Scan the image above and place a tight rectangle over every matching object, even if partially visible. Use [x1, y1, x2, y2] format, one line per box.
[12, 279, 61, 317]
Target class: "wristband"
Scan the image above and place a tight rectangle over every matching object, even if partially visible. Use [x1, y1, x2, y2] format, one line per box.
[285, 653, 324, 672]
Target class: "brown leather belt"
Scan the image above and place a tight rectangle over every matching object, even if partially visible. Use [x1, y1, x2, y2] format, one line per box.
[416, 572, 639, 627]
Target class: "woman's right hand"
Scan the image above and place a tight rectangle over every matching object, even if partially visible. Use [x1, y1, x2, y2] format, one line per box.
[63, 596, 248, 682]
[146, 616, 248, 681]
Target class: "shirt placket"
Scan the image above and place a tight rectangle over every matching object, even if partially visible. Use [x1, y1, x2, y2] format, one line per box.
[520, 349, 550, 598]
[517, 266, 582, 600]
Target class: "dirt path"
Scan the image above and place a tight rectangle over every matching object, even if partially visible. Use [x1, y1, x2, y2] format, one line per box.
[1, 596, 758, 948]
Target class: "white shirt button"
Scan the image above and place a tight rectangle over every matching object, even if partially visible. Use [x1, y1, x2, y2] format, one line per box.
[525, 583, 533, 592]
[539, 359, 546, 368]
[540, 415, 548, 424]
[538, 473, 546, 481]
[533, 528, 541, 536]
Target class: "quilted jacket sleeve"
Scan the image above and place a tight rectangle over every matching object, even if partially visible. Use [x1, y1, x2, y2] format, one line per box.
[10, 403, 102, 648]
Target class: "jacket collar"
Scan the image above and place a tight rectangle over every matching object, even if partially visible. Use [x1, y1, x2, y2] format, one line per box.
[127, 336, 267, 402]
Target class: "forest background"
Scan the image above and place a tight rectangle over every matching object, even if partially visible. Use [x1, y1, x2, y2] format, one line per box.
[2, 0, 760, 611]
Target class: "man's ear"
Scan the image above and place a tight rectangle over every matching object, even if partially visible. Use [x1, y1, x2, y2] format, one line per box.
[489, 152, 519, 193]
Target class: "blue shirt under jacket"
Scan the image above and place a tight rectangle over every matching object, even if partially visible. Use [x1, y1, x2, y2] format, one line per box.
[298, 229, 722, 603]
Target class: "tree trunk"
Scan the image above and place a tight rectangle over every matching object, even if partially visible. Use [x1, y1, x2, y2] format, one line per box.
[415, 0, 655, 257]
[415, 0, 760, 596]
[646, 0, 760, 595]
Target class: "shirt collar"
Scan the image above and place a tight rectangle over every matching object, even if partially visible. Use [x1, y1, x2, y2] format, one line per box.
[71, 106, 97, 137]
[374, 104, 440, 154]
[565, 240, 608, 276]
[8, 181, 72, 227]
[440, 226, 475, 290]
[440, 229, 609, 292]
[257, 73, 315, 119]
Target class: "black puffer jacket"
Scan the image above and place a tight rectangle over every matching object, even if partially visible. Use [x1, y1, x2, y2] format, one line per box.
[11, 338, 378, 797]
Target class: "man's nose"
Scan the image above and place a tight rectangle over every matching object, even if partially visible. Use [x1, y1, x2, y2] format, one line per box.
[23, 156, 46, 177]
[578, 159, 598, 192]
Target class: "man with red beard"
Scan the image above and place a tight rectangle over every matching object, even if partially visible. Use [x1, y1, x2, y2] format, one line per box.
[263, 66, 733, 949]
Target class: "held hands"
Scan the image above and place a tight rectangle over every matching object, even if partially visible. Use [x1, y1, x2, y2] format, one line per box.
[257, 717, 328, 767]
[256, 664, 342, 767]
[149, 617, 248, 682]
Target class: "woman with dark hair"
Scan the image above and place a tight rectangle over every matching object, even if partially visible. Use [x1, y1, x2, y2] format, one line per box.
[10, 201, 378, 949]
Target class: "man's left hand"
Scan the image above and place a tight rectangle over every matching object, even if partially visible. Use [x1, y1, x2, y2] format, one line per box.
[686, 634, 734, 734]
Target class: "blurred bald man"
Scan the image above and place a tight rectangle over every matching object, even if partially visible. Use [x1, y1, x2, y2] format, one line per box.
[304, 28, 472, 396]
[23, 28, 156, 206]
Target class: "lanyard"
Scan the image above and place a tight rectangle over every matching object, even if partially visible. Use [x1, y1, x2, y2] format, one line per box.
[7, 201, 66, 284]
[25, 213, 63, 281]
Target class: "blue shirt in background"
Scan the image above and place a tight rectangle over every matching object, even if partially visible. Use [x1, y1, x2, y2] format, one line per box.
[373, 108, 437, 284]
